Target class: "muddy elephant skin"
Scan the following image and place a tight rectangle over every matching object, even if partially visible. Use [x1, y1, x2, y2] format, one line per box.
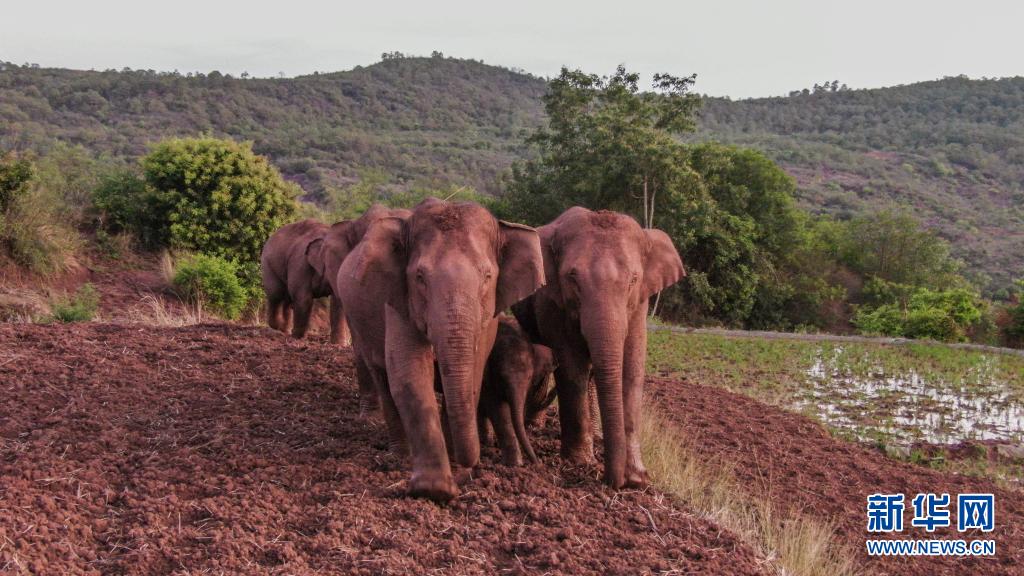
[337, 198, 545, 500]
[260, 206, 405, 346]
[513, 207, 685, 489]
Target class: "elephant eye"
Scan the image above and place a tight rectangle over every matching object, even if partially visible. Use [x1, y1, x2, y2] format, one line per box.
[629, 272, 639, 287]
[416, 269, 427, 285]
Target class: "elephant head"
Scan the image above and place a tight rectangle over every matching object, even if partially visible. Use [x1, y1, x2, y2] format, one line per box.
[350, 198, 544, 497]
[538, 207, 684, 487]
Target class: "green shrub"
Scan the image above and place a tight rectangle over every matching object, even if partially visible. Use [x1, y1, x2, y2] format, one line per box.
[904, 306, 962, 342]
[1002, 280, 1024, 347]
[172, 254, 248, 320]
[1, 151, 34, 212]
[140, 136, 298, 265]
[49, 283, 100, 323]
[852, 304, 905, 337]
[91, 169, 159, 243]
[852, 286, 983, 342]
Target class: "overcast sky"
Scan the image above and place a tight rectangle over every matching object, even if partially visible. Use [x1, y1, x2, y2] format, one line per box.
[3, 0, 1022, 98]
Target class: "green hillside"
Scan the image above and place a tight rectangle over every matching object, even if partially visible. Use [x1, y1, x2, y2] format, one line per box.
[697, 77, 1024, 291]
[0, 56, 547, 197]
[1, 57, 1022, 290]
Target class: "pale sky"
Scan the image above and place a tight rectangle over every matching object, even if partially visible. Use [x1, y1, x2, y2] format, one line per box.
[3, 0, 1022, 98]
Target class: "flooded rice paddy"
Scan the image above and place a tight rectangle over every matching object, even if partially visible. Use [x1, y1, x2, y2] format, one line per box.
[799, 346, 1024, 447]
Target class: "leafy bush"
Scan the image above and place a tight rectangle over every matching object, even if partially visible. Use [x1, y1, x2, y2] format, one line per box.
[852, 304, 905, 337]
[91, 169, 157, 243]
[1001, 280, 1024, 347]
[172, 254, 248, 320]
[48, 283, 100, 323]
[0, 151, 34, 213]
[140, 136, 298, 266]
[852, 285, 983, 342]
[1, 152, 80, 274]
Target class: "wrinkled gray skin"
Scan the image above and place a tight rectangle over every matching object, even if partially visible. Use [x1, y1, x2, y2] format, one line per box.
[513, 207, 685, 489]
[337, 198, 545, 501]
[478, 315, 556, 466]
[261, 206, 406, 414]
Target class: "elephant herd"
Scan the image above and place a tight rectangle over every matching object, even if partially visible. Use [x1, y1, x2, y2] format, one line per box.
[260, 199, 685, 501]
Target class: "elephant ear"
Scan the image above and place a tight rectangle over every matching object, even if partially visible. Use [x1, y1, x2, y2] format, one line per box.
[305, 237, 326, 278]
[536, 223, 562, 306]
[495, 221, 545, 314]
[642, 228, 686, 300]
[351, 217, 409, 318]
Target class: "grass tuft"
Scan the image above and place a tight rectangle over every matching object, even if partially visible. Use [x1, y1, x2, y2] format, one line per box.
[125, 293, 202, 327]
[641, 404, 859, 576]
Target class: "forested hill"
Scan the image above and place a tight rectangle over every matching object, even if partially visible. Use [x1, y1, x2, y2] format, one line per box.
[697, 77, 1024, 290]
[0, 56, 548, 196]
[1, 57, 1023, 289]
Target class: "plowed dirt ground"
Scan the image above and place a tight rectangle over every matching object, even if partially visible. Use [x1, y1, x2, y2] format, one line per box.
[3, 322, 1021, 574]
[1, 323, 765, 575]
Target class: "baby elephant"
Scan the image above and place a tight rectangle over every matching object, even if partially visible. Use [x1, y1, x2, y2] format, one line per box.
[479, 316, 557, 466]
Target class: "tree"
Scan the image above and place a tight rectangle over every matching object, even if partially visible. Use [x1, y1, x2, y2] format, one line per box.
[501, 65, 700, 227]
[140, 136, 298, 272]
[836, 209, 962, 287]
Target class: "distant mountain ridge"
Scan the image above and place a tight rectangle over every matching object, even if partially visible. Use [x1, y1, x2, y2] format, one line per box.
[1, 57, 1022, 290]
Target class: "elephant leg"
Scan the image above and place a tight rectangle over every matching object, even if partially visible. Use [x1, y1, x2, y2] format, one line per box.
[355, 356, 380, 418]
[384, 305, 456, 501]
[290, 293, 314, 339]
[477, 410, 493, 448]
[492, 401, 522, 466]
[553, 353, 594, 464]
[509, 392, 537, 465]
[266, 297, 284, 332]
[369, 361, 407, 456]
[281, 303, 293, 334]
[329, 295, 351, 346]
[622, 304, 650, 488]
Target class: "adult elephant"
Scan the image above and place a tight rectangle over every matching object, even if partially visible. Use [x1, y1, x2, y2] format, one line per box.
[337, 198, 544, 500]
[260, 205, 404, 345]
[261, 219, 332, 340]
[512, 207, 684, 489]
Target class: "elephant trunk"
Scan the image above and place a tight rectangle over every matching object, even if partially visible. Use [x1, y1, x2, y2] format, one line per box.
[432, 295, 482, 468]
[580, 305, 627, 488]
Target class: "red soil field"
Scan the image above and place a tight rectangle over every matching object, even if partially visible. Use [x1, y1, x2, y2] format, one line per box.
[1, 323, 764, 575]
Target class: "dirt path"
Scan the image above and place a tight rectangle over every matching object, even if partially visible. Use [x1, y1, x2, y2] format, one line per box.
[647, 375, 1024, 576]
[649, 323, 1024, 358]
[0, 323, 765, 575]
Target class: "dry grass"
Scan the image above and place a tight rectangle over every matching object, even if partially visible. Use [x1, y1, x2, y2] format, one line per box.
[125, 293, 203, 327]
[640, 405, 859, 576]
[157, 249, 176, 286]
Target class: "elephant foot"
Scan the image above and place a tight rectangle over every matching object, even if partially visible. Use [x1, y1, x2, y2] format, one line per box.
[624, 467, 649, 489]
[561, 444, 594, 465]
[501, 451, 524, 467]
[409, 470, 459, 502]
